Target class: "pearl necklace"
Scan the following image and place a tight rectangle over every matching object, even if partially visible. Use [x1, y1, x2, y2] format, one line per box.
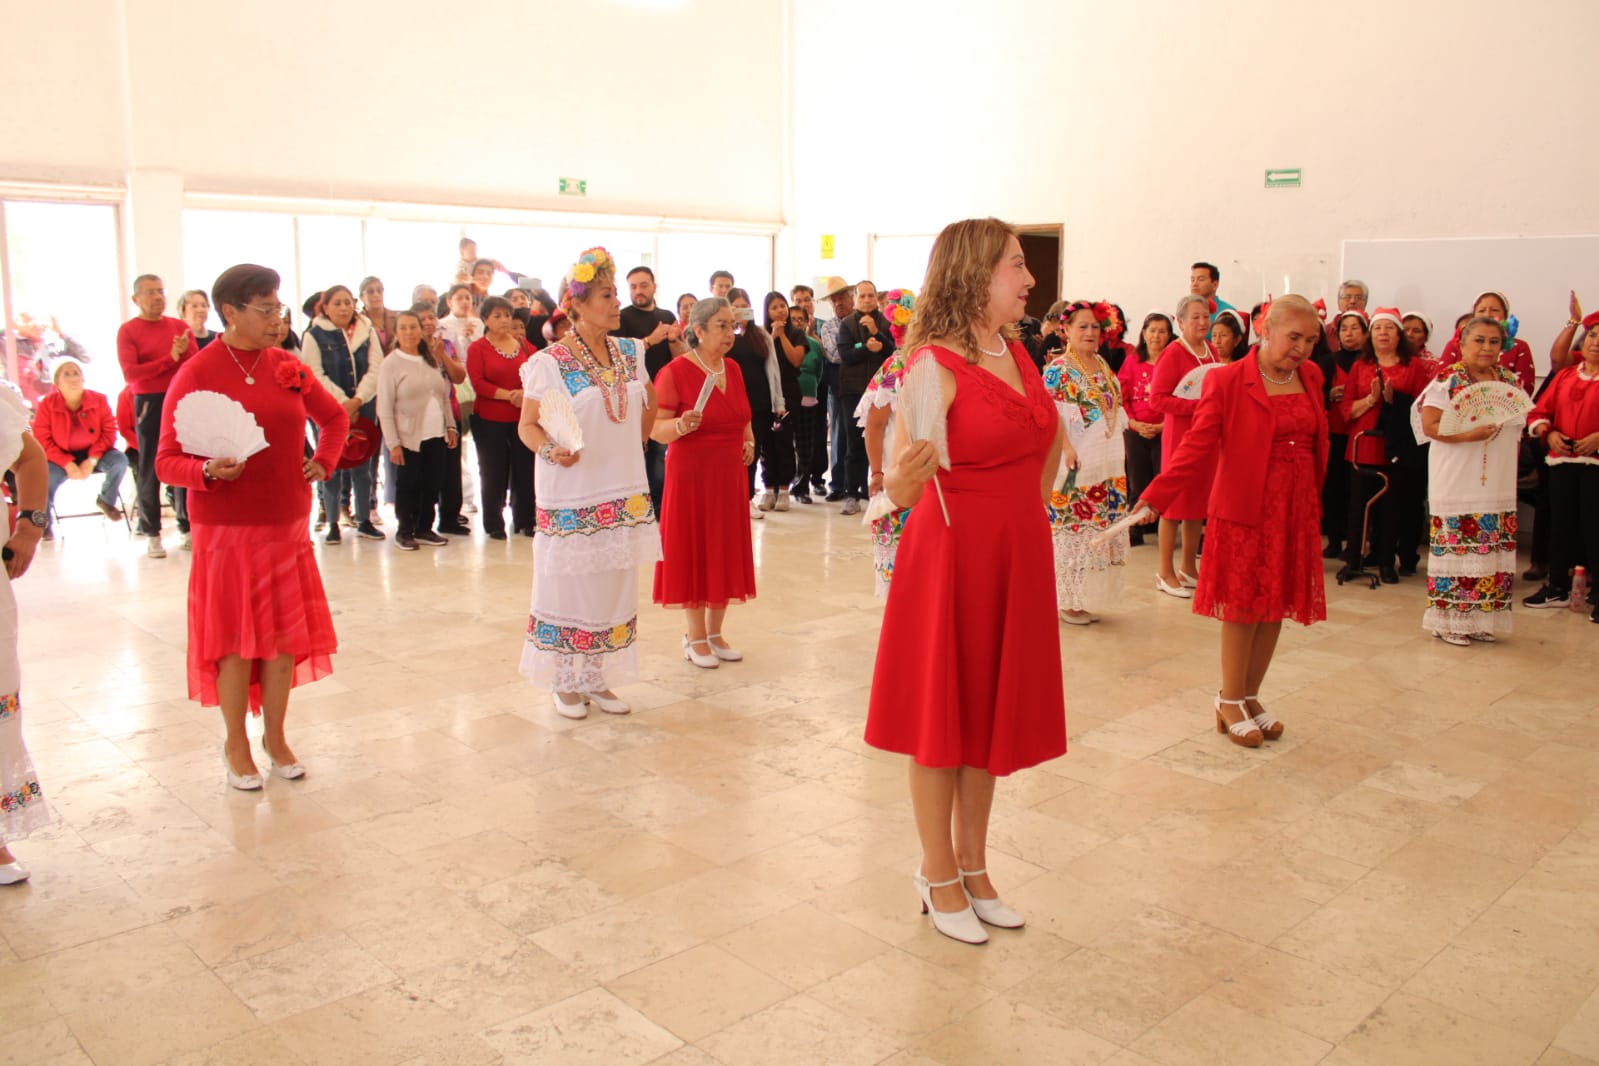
[1181, 335, 1216, 364]
[1258, 357, 1295, 385]
[976, 332, 1008, 359]
[571, 333, 629, 424]
[223, 341, 265, 385]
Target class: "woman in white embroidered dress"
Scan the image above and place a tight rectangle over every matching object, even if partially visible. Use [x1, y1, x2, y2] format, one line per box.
[856, 349, 910, 598]
[0, 386, 52, 885]
[517, 248, 661, 719]
[1418, 316, 1525, 645]
[1045, 301, 1130, 624]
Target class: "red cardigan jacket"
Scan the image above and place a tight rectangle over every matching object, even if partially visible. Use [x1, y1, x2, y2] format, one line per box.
[1141, 357, 1330, 526]
[32, 388, 118, 467]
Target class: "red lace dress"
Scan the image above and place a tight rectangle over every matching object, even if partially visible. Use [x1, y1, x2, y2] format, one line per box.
[652, 355, 756, 609]
[864, 343, 1066, 776]
[1192, 392, 1327, 625]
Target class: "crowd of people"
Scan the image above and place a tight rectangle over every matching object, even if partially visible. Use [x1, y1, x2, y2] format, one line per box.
[1, 223, 1594, 917]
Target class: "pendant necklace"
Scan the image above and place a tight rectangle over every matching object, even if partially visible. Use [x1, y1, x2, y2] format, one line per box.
[223, 341, 265, 385]
[572, 332, 629, 424]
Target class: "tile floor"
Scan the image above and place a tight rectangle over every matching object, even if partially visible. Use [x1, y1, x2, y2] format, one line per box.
[4, 505, 1598, 1065]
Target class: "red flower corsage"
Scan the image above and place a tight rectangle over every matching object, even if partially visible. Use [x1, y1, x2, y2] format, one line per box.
[276, 361, 308, 391]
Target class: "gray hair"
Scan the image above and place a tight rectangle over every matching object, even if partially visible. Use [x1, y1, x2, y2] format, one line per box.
[1460, 314, 1506, 341]
[688, 296, 731, 342]
[1175, 294, 1210, 319]
[1340, 279, 1369, 301]
[411, 283, 437, 305]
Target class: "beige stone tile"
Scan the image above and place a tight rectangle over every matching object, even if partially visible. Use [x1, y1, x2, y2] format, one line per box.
[479, 987, 682, 1064]
[697, 994, 902, 1066]
[566, 832, 715, 900]
[2, 882, 162, 958]
[1556, 984, 1599, 1061]
[1129, 994, 1332, 1066]
[215, 930, 399, 1021]
[808, 949, 993, 1044]
[1, 1019, 85, 1063]
[161, 1028, 313, 1065]
[607, 944, 792, 1041]
[402, 940, 594, 1030]
[65, 971, 258, 1066]
[344, 892, 522, 975]
[1322, 991, 1546, 1066]
[1361, 760, 1486, 806]
[410, 828, 541, 893]
[911, 996, 1120, 1064]
[716, 902, 893, 991]
[463, 860, 621, 937]
[169, 888, 342, 966]
[269, 981, 478, 1065]
[1537, 1050, 1599, 1066]
[0, 957, 58, 1030]
[899, 921, 1080, 994]
[1403, 944, 1597, 1042]
[987, 808, 1115, 871]
[1207, 947, 1392, 1044]
[36, 923, 207, 1015]
[1012, 947, 1194, 1045]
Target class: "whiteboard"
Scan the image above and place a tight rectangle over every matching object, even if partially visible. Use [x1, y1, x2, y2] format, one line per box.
[1342, 236, 1599, 376]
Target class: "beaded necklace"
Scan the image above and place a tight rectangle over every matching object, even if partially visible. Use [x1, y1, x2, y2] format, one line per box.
[571, 332, 629, 424]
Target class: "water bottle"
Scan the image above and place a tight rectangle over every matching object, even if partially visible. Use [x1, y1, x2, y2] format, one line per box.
[1572, 566, 1589, 613]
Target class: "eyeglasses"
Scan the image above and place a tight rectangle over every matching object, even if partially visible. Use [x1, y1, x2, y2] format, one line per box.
[245, 303, 286, 318]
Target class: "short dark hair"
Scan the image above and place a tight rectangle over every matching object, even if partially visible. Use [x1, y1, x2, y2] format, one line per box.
[1135, 313, 1173, 362]
[1192, 261, 1220, 283]
[471, 258, 496, 275]
[791, 284, 814, 298]
[627, 265, 655, 281]
[212, 264, 281, 325]
[709, 270, 734, 287]
[408, 301, 435, 316]
[478, 295, 515, 321]
[132, 273, 161, 292]
[726, 287, 751, 306]
[446, 283, 474, 301]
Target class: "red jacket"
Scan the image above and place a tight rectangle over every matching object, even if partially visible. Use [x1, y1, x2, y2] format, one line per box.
[32, 388, 118, 467]
[1141, 357, 1329, 526]
[1529, 366, 1599, 441]
[116, 386, 138, 450]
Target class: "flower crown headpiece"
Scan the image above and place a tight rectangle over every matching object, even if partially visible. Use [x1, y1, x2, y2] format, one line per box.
[881, 288, 916, 343]
[562, 246, 615, 311]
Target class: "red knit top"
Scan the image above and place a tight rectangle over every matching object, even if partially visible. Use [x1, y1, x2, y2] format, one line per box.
[117, 315, 197, 395]
[466, 336, 533, 423]
[155, 341, 349, 526]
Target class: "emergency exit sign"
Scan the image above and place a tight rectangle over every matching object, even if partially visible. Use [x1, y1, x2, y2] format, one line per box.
[559, 177, 587, 196]
[1265, 168, 1302, 189]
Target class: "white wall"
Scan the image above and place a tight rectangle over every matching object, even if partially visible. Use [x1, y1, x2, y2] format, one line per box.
[788, 0, 1599, 333]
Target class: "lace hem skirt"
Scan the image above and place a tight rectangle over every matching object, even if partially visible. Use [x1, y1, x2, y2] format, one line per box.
[0, 697, 51, 845]
[521, 566, 642, 692]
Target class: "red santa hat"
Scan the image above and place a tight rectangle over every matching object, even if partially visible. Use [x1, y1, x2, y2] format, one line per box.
[1368, 307, 1403, 328]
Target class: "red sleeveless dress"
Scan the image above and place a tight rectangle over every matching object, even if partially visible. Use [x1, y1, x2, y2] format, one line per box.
[864, 343, 1066, 776]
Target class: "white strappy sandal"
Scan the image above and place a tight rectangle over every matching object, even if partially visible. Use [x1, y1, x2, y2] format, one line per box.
[1244, 693, 1284, 741]
[1214, 695, 1263, 748]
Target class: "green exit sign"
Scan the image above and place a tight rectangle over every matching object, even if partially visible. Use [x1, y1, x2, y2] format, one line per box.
[1265, 168, 1302, 189]
[558, 177, 587, 196]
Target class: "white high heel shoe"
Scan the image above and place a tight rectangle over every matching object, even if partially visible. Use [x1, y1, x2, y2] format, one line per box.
[552, 691, 590, 719]
[682, 635, 719, 669]
[0, 860, 30, 885]
[1156, 575, 1192, 599]
[705, 632, 742, 662]
[958, 868, 1025, 928]
[223, 745, 263, 791]
[584, 690, 631, 715]
[913, 869, 987, 945]
[260, 740, 306, 780]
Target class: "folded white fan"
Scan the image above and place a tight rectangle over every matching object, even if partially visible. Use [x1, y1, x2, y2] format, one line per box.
[899, 355, 951, 524]
[172, 390, 269, 460]
[536, 387, 585, 452]
[1174, 363, 1219, 401]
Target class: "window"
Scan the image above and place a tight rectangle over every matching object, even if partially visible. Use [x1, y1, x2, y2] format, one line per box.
[655, 232, 772, 305]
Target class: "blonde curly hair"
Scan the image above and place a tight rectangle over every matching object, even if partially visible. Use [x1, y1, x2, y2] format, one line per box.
[901, 217, 1022, 364]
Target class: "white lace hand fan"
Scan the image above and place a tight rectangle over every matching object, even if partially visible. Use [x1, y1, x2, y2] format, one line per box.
[1174, 363, 1219, 401]
[536, 387, 585, 452]
[899, 354, 951, 524]
[1438, 381, 1532, 435]
[172, 390, 269, 460]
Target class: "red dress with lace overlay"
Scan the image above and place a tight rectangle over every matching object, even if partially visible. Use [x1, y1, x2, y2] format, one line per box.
[863, 343, 1066, 776]
[1192, 392, 1327, 625]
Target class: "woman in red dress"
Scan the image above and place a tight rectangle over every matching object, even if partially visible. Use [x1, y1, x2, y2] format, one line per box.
[1148, 294, 1220, 597]
[651, 297, 757, 667]
[1133, 296, 1329, 748]
[865, 218, 1065, 946]
[156, 264, 348, 790]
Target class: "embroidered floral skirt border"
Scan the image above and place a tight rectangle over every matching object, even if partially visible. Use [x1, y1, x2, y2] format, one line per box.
[1423, 508, 1516, 637]
[0, 695, 50, 846]
[521, 567, 643, 693]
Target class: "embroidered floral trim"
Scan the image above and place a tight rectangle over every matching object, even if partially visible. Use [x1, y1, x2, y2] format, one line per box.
[871, 506, 909, 588]
[1049, 477, 1129, 534]
[526, 615, 637, 655]
[0, 778, 42, 814]
[537, 493, 655, 537]
[547, 339, 638, 398]
[1426, 572, 1514, 612]
[1429, 510, 1517, 557]
[1044, 354, 1123, 426]
[0, 692, 16, 720]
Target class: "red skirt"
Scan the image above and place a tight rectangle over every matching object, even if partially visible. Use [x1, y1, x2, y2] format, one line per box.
[187, 518, 337, 711]
[652, 436, 756, 610]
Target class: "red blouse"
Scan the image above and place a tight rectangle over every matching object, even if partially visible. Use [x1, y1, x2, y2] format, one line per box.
[1529, 366, 1599, 441]
[1117, 355, 1162, 424]
[466, 336, 533, 423]
[1338, 355, 1437, 458]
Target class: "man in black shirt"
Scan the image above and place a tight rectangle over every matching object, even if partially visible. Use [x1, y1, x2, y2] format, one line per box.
[835, 280, 895, 515]
[614, 265, 679, 517]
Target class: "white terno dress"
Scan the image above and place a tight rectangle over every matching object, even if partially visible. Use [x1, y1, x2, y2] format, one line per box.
[1044, 353, 1130, 613]
[0, 388, 50, 847]
[519, 337, 661, 692]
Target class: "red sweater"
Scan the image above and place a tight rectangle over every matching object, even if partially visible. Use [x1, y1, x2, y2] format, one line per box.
[118, 315, 197, 395]
[466, 336, 532, 423]
[32, 389, 117, 466]
[117, 386, 137, 450]
[1529, 366, 1599, 441]
[155, 342, 349, 527]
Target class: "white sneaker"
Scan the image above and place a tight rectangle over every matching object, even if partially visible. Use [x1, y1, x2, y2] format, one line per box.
[180, 533, 192, 551]
[841, 497, 861, 516]
[147, 536, 167, 559]
[757, 490, 777, 511]
[775, 488, 790, 512]
[750, 502, 765, 520]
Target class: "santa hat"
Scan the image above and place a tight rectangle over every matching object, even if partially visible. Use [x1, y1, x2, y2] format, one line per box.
[1369, 307, 1403, 328]
[1336, 308, 1370, 327]
[1401, 311, 1433, 339]
[1582, 310, 1599, 332]
[1473, 290, 1511, 314]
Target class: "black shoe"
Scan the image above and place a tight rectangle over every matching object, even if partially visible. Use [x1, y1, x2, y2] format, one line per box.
[1379, 565, 1399, 585]
[514, 526, 534, 537]
[325, 527, 341, 544]
[824, 490, 846, 502]
[1362, 552, 1378, 567]
[1398, 561, 1418, 577]
[357, 522, 386, 541]
[1523, 564, 1548, 582]
[437, 522, 470, 535]
[394, 533, 419, 551]
[794, 493, 813, 505]
[1335, 564, 1358, 583]
[1523, 585, 1570, 609]
[1322, 542, 1343, 559]
[487, 530, 508, 541]
[415, 530, 448, 546]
